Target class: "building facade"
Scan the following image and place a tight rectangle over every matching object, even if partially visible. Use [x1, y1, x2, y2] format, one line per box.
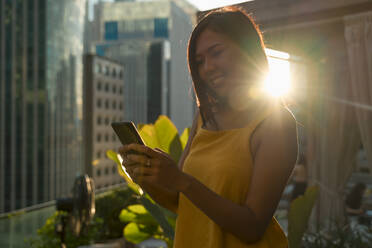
[0, 0, 86, 213]
[87, 0, 196, 132]
[83, 54, 124, 189]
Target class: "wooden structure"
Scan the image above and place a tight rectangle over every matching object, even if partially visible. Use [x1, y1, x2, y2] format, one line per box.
[200, 0, 372, 228]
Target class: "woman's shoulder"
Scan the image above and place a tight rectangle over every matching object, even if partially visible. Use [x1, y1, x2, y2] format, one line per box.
[263, 105, 296, 133]
[251, 105, 297, 152]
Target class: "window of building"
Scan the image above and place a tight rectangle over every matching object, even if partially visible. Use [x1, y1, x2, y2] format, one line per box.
[103, 65, 107, 75]
[97, 99, 101, 108]
[112, 133, 116, 142]
[119, 70, 123, 79]
[112, 100, 116, 110]
[105, 21, 118, 41]
[113, 85, 116, 93]
[97, 81, 102, 91]
[97, 116, 101, 125]
[112, 166, 116, 174]
[105, 117, 109, 125]
[105, 167, 109, 175]
[97, 133, 101, 142]
[96, 63, 102, 74]
[112, 68, 117, 78]
[105, 133, 109, 142]
[119, 102, 123, 110]
[96, 169, 101, 177]
[105, 66, 110, 76]
[97, 151, 101, 158]
[105, 83, 109, 92]
[105, 99, 109, 109]
[119, 86, 123, 95]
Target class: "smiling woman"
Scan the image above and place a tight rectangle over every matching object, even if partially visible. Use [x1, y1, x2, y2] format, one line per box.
[119, 6, 298, 248]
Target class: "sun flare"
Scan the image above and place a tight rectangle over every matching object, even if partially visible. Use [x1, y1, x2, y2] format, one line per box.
[264, 49, 291, 98]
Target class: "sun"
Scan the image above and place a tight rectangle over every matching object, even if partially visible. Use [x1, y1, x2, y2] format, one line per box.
[264, 49, 291, 98]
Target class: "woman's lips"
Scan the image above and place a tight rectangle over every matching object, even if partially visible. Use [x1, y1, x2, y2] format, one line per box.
[210, 76, 225, 88]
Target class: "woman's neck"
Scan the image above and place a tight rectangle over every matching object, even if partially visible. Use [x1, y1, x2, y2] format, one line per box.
[209, 98, 269, 130]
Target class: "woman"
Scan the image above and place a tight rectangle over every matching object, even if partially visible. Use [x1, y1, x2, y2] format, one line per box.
[119, 7, 298, 247]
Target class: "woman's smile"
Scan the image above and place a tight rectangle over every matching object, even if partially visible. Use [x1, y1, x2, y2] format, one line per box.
[209, 75, 225, 88]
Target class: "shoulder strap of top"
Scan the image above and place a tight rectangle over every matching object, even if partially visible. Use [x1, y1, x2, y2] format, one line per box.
[196, 113, 203, 131]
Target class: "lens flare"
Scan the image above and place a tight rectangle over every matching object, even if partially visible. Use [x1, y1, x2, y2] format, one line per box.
[264, 49, 291, 98]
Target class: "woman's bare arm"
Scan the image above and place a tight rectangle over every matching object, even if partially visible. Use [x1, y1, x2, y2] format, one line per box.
[176, 108, 298, 243]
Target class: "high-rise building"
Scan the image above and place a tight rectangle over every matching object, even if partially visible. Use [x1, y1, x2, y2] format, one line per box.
[87, 0, 197, 131]
[0, 0, 87, 214]
[83, 54, 124, 189]
[96, 40, 169, 124]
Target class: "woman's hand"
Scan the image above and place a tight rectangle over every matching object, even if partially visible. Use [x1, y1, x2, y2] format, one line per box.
[118, 144, 190, 192]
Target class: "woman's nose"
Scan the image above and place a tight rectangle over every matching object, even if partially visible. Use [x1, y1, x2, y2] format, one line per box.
[202, 58, 216, 73]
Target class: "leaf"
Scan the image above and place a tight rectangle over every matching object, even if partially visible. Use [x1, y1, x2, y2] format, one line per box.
[139, 124, 158, 149]
[139, 116, 183, 162]
[169, 134, 183, 163]
[288, 185, 319, 248]
[119, 209, 137, 223]
[123, 222, 151, 244]
[106, 149, 121, 165]
[140, 197, 175, 239]
[154, 115, 179, 153]
[180, 127, 190, 150]
[120, 205, 158, 226]
[106, 150, 142, 195]
[127, 204, 148, 215]
[137, 123, 145, 130]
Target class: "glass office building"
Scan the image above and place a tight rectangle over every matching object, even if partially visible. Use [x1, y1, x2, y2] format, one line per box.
[0, 0, 86, 214]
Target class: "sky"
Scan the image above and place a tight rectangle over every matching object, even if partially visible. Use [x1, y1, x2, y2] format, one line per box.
[89, 0, 253, 19]
[186, 0, 252, 11]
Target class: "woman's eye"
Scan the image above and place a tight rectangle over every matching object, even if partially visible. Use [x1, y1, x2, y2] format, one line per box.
[196, 59, 204, 66]
[211, 49, 223, 57]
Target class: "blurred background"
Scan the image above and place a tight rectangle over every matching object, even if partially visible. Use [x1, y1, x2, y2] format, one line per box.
[0, 0, 372, 247]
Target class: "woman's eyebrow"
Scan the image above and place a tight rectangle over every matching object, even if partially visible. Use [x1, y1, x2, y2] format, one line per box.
[196, 43, 223, 57]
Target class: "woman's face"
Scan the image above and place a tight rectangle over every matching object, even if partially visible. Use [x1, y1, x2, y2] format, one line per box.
[195, 29, 249, 98]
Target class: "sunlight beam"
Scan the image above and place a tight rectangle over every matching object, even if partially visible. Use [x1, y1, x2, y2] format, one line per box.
[264, 49, 291, 98]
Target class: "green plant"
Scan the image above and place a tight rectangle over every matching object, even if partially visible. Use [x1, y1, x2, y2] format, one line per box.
[288, 186, 319, 248]
[119, 202, 174, 247]
[27, 187, 138, 247]
[94, 187, 139, 242]
[107, 115, 189, 247]
[26, 211, 103, 248]
[302, 220, 372, 248]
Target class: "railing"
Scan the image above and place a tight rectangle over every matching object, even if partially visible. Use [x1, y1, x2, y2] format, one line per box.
[0, 183, 128, 248]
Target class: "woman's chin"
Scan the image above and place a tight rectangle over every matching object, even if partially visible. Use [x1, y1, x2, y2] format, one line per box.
[226, 85, 262, 111]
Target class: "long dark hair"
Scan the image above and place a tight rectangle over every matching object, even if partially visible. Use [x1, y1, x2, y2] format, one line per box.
[187, 6, 269, 128]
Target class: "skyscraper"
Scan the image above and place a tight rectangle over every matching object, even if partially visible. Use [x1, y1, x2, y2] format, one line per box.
[0, 0, 87, 214]
[87, 0, 197, 131]
[83, 54, 125, 189]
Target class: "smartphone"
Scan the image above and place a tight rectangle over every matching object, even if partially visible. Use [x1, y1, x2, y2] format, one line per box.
[111, 122, 146, 178]
[111, 122, 145, 146]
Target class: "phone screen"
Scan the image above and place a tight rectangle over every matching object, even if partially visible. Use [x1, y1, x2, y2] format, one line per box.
[111, 122, 145, 146]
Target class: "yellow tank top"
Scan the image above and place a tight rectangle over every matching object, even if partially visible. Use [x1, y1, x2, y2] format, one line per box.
[173, 107, 288, 248]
